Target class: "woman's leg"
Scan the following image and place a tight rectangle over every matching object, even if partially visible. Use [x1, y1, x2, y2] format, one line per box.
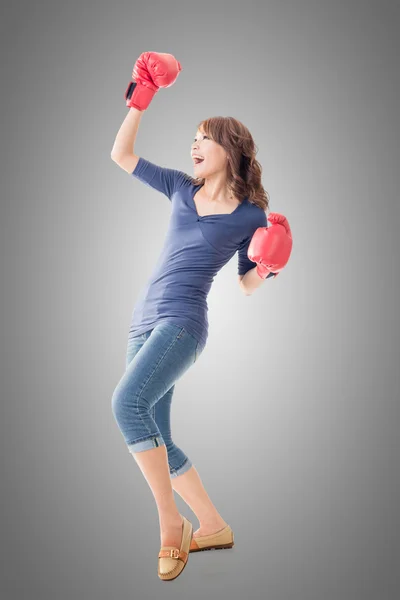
[111, 323, 199, 547]
[171, 466, 228, 536]
[152, 384, 193, 477]
[124, 332, 195, 479]
[153, 383, 228, 534]
[132, 445, 184, 547]
[149, 343, 228, 536]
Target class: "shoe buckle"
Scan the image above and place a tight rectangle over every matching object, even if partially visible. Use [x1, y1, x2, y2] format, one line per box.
[169, 548, 180, 558]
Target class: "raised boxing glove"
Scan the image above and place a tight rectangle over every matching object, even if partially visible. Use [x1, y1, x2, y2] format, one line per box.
[125, 51, 182, 111]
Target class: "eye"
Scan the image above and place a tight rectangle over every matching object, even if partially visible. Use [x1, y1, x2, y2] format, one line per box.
[193, 135, 209, 142]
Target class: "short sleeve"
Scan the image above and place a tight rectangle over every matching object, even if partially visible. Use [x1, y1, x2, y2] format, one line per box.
[237, 209, 276, 279]
[131, 157, 191, 201]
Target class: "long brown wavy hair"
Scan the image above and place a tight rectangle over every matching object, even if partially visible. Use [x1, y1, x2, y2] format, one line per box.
[188, 116, 270, 212]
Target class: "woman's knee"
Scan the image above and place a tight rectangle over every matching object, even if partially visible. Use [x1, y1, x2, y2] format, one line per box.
[111, 385, 150, 423]
[111, 386, 125, 423]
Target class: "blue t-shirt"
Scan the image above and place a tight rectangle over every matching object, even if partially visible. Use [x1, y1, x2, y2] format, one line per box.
[128, 157, 274, 350]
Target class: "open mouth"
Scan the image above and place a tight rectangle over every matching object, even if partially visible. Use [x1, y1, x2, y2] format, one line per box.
[193, 157, 205, 165]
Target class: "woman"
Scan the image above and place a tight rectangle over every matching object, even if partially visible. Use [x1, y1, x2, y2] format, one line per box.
[110, 52, 291, 581]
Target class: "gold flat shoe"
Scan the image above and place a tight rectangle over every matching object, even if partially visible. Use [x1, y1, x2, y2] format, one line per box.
[189, 524, 234, 552]
[158, 515, 193, 581]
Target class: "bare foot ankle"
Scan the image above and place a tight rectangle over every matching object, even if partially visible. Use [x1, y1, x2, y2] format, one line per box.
[160, 515, 184, 547]
[194, 520, 228, 537]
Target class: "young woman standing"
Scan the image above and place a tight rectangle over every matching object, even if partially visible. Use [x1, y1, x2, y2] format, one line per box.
[110, 52, 292, 581]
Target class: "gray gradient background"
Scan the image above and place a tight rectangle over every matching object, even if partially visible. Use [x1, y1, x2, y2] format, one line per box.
[1, 0, 399, 598]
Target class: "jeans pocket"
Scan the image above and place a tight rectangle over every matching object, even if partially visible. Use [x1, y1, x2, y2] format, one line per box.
[174, 327, 201, 362]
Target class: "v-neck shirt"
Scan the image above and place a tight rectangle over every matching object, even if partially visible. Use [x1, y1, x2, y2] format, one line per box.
[128, 156, 273, 350]
[192, 185, 244, 217]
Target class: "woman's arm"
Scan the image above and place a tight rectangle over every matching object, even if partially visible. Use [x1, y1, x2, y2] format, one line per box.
[111, 107, 143, 160]
[239, 266, 266, 296]
[112, 153, 140, 174]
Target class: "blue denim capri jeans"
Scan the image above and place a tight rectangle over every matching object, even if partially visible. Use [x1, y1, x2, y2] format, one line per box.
[111, 322, 205, 478]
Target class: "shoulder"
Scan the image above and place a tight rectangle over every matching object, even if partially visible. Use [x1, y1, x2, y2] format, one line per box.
[245, 200, 268, 227]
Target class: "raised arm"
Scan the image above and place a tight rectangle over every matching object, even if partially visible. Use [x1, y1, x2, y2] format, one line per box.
[111, 107, 142, 172]
[111, 51, 182, 173]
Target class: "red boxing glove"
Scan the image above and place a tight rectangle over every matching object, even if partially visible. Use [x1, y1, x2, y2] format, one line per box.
[248, 212, 293, 279]
[125, 51, 182, 111]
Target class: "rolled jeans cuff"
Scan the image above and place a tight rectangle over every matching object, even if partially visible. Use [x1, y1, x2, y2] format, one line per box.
[170, 458, 193, 478]
[127, 435, 165, 454]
